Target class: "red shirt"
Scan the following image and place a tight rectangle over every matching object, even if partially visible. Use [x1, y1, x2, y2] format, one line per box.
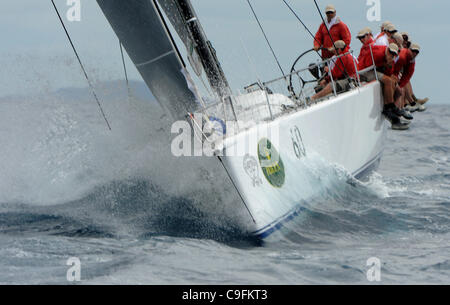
[358, 45, 393, 76]
[357, 37, 374, 64]
[393, 48, 416, 88]
[326, 53, 357, 82]
[314, 18, 352, 59]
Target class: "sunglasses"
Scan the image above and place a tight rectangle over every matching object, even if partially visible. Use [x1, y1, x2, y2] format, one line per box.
[388, 50, 398, 56]
[326, 11, 335, 15]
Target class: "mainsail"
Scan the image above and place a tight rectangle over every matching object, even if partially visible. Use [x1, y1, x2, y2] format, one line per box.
[96, 0, 198, 119]
[97, 0, 235, 120]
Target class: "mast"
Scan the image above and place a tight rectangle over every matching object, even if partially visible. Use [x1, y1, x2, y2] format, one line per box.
[159, 0, 232, 98]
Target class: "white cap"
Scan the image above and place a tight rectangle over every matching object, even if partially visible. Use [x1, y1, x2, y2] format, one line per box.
[385, 23, 398, 33]
[381, 21, 392, 29]
[357, 27, 372, 38]
[410, 43, 421, 52]
[388, 43, 399, 55]
[392, 32, 404, 45]
[325, 4, 336, 13]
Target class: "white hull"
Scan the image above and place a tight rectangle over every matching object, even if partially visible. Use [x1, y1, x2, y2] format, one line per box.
[219, 82, 388, 238]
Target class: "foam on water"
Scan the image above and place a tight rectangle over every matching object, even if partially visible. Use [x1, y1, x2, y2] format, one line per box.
[0, 84, 449, 284]
[0, 81, 156, 205]
[0, 81, 231, 209]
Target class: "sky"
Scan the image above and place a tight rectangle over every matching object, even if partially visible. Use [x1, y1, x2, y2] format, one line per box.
[0, 0, 449, 104]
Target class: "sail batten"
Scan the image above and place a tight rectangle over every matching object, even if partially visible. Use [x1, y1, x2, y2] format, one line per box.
[136, 50, 176, 67]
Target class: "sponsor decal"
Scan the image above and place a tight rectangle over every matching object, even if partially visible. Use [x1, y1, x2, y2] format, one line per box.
[243, 154, 262, 187]
[257, 138, 285, 188]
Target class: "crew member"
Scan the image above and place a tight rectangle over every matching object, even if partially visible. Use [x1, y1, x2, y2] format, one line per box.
[393, 43, 424, 112]
[375, 23, 397, 46]
[357, 27, 374, 64]
[401, 32, 411, 49]
[391, 32, 404, 49]
[375, 21, 392, 41]
[401, 33, 429, 107]
[358, 43, 409, 129]
[311, 40, 357, 101]
[393, 44, 417, 89]
[314, 4, 351, 59]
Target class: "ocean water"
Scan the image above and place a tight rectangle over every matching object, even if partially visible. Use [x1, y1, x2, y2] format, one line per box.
[0, 83, 448, 285]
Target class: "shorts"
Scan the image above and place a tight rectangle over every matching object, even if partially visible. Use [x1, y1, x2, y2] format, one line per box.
[335, 79, 350, 92]
[360, 70, 385, 83]
[334, 78, 357, 93]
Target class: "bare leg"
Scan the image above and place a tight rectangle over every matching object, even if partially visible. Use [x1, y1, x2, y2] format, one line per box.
[409, 81, 416, 100]
[401, 88, 406, 108]
[400, 87, 406, 108]
[405, 82, 414, 104]
[311, 83, 333, 101]
[381, 75, 394, 105]
[378, 76, 409, 128]
[394, 87, 403, 109]
[409, 82, 429, 104]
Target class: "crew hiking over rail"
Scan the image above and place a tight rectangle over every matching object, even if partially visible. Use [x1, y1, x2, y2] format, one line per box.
[311, 4, 428, 131]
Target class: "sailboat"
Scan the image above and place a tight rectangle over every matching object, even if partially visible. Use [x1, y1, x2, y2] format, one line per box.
[95, 0, 387, 239]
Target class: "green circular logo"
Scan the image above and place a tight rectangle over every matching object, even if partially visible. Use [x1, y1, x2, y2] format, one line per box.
[257, 138, 285, 188]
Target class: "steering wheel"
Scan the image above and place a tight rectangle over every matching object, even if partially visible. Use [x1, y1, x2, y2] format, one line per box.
[288, 48, 326, 99]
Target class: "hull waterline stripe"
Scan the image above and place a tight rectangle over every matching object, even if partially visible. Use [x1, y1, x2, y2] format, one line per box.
[353, 152, 383, 178]
[253, 151, 383, 239]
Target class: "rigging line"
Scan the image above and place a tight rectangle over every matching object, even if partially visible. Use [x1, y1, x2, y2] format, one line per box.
[281, 0, 347, 78]
[119, 41, 132, 101]
[245, 0, 285, 77]
[312, 0, 349, 78]
[50, 0, 111, 131]
[217, 156, 257, 224]
[240, 37, 263, 85]
[280, 0, 323, 58]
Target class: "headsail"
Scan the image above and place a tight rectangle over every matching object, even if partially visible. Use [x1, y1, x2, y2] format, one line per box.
[96, 0, 198, 120]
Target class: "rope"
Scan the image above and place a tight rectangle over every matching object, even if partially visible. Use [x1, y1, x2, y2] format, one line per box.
[280, 0, 348, 80]
[217, 156, 256, 224]
[119, 40, 132, 101]
[51, 0, 111, 130]
[246, 0, 285, 77]
[280, 0, 323, 57]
